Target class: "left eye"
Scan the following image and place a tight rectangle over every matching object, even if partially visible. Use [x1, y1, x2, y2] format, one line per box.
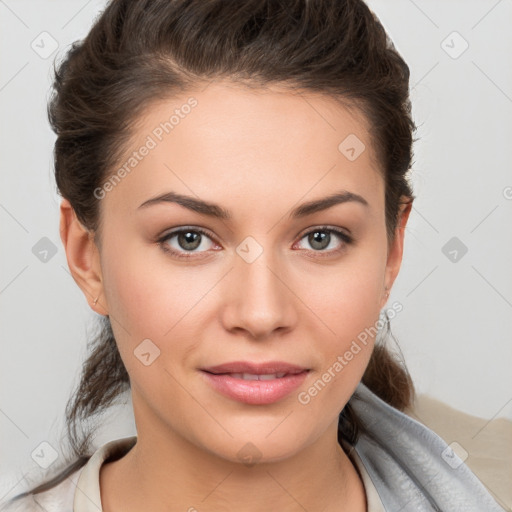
[295, 227, 353, 253]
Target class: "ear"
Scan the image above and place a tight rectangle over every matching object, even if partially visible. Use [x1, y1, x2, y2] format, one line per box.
[381, 199, 413, 308]
[59, 198, 108, 316]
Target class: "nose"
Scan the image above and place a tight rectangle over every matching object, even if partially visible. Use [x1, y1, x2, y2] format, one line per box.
[219, 243, 298, 340]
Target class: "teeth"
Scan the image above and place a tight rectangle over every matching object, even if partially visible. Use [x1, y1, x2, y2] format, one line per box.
[243, 373, 263, 380]
[228, 372, 288, 380]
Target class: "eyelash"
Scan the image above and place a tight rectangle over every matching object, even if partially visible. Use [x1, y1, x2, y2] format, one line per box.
[156, 225, 354, 260]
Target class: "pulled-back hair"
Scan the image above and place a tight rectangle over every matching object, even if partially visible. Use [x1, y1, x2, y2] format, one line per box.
[6, 0, 416, 504]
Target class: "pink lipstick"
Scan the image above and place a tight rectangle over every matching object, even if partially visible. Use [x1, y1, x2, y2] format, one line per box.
[200, 361, 310, 405]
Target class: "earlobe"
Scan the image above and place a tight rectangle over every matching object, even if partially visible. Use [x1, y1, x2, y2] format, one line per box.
[59, 199, 108, 315]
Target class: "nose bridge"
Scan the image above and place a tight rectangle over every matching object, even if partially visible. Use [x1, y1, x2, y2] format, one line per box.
[222, 235, 297, 337]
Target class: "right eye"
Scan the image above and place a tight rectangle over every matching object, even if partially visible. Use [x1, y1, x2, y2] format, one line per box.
[157, 227, 220, 259]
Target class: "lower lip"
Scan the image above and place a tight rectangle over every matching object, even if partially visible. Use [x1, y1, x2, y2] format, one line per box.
[200, 370, 309, 405]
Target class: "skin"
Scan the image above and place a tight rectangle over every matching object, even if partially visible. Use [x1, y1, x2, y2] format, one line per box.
[60, 80, 411, 512]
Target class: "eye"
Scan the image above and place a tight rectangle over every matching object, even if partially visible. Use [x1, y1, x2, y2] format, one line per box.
[157, 225, 353, 260]
[293, 226, 353, 256]
[157, 227, 218, 259]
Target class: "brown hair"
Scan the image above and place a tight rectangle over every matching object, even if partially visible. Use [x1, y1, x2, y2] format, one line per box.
[6, 0, 416, 504]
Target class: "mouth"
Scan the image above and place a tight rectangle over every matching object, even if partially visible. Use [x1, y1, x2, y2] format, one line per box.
[201, 360, 309, 375]
[200, 361, 310, 405]
[204, 371, 300, 380]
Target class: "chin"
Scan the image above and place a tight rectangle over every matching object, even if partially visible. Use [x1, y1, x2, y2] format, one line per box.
[195, 424, 315, 466]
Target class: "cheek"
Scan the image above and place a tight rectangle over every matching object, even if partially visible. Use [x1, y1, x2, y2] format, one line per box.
[99, 241, 175, 358]
[297, 279, 380, 419]
[296, 246, 386, 402]
[100, 240, 220, 377]
[102, 238, 191, 332]
[303, 245, 386, 338]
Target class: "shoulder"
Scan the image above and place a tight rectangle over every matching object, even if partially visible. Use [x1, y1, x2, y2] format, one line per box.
[1, 436, 137, 512]
[1, 466, 83, 512]
[348, 382, 508, 511]
[404, 391, 512, 510]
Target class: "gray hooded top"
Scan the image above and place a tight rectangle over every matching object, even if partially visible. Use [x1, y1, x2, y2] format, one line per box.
[347, 382, 505, 511]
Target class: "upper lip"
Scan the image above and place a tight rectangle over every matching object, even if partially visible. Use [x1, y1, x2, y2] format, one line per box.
[201, 361, 309, 375]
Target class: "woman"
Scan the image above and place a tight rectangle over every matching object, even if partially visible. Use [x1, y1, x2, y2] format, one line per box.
[2, 0, 505, 511]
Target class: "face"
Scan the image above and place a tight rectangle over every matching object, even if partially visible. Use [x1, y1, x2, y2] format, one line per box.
[63, 80, 409, 464]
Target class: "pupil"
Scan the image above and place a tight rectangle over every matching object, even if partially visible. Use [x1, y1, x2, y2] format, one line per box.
[310, 231, 329, 250]
[180, 231, 200, 250]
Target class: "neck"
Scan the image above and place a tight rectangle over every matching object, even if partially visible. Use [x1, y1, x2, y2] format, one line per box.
[100, 415, 366, 512]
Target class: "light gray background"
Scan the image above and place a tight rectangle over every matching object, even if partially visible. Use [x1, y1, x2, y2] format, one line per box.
[1, 0, 511, 501]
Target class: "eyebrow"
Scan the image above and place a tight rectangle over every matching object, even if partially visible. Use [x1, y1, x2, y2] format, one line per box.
[137, 189, 369, 219]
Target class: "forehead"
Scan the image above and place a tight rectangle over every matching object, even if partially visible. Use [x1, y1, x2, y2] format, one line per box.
[100, 80, 384, 222]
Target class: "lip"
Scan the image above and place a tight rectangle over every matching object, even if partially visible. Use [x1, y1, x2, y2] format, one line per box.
[201, 360, 308, 375]
[200, 361, 310, 405]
